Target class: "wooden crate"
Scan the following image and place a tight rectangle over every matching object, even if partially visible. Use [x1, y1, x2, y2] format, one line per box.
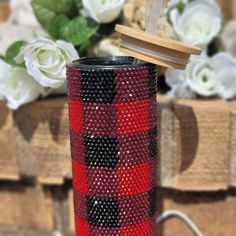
[1, 96, 236, 191]
[1, 182, 236, 236]
[0, 226, 55, 236]
[157, 189, 236, 236]
[229, 100, 236, 187]
[0, 0, 10, 22]
[0, 183, 54, 231]
[158, 97, 233, 191]
[0, 102, 20, 181]
[66, 187, 236, 236]
[0, 182, 76, 235]
[172, 99, 230, 191]
[218, 0, 236, 19]
[13, 98, 71, 184]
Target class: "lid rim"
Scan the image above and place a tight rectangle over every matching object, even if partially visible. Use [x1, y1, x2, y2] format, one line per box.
[67, 56, 154, 70]
[116, 25, 202, 55]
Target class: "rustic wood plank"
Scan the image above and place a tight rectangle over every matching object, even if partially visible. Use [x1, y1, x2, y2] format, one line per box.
[2, 96, 233, 191]
[218, 0, 236, 20]
[14, 107, 37, 179]
[68, 189, 75, 234]
[0, 1, 10, 22]
[0, 183, 54, 230]
[173, 99, 230, 191]
[157, 189, 236, 236]
[0, 225, 55, 236]
[0, 101, 20, 180]
[33, 98, 71, 184]
[51, 187, 69, 234]
[157, 95, 174, 188]
[229, 100, 236, 187]
[233, 0, 236, 19]
[14, 98, 72, 184]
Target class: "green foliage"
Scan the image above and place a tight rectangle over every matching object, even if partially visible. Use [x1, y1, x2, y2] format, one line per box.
[32, 1, 56, 26]
[5, 41, 26, 67]
[208, 38, 222, 56]
[32, 0, 123, 52]
[167, 0, 187, 18]
[32, 0, 78, 34]
[47, 15, 70, 38]
[60, 17, 99, 46]
[32, 0, 77, 22]
[176, 1, 186, 13]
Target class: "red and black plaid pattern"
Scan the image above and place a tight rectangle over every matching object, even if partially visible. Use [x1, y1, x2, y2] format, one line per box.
[67, 57, 157, 236]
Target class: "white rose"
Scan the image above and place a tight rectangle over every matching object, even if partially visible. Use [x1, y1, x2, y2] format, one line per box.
[0, 60, 43, 109]
[166, 53, 236, 99]
[211, 53, 236, 99]
[165, 68, 196, 99]
[186, 55, 223, 97]
[0, 59, 12, 100]
[15, 38, 79, 88]
[170, 0, 221, 48]
[82, 0, 125, 23]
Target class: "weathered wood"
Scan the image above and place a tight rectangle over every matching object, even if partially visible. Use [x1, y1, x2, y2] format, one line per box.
[157, 95, 174, 188]
[1, 96, 234, 191]
[68, 189, 75, 234]
[229, 100, 236, 187]
[0, 183, 54, 230]
[0, 102, 20, 180]
[173, 99, 230, 191]
[0, 225, 54, 236]
[0, 1, 10, 22]
[14, 98, 71, 184]
[157, 189, 236, 236]
[218, 0, 236, 19]
[51, 187, 69, 234]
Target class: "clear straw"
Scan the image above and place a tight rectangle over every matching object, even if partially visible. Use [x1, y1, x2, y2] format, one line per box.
[133, 0, 167, 64]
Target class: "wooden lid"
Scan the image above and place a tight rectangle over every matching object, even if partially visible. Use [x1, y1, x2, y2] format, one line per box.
[116, 25, 202, 69]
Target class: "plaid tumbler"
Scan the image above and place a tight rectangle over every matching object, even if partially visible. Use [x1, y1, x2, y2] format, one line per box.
[67, 57, 157, 236]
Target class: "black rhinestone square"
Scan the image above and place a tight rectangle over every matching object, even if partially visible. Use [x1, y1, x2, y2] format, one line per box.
[149, 187, 157, 217]
[87, 197, 120, 227]
[149, 127, 157, 160]
[148, 67, 157, 97]
[81, 70, 116, 104]
[84, 136, 118, 168]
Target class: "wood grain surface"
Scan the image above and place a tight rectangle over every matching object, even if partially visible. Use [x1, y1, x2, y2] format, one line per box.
[0, 183, 54, 230]
[157, 189, 236, 236]
[173, 99, 230, 191]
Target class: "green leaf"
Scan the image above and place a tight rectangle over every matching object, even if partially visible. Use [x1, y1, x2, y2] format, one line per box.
[60, 17, 99, 46]
[176, 1, 186, 14]
[5, 41, 26, 67]
[32, 1, 56, 26]
[46, 15, 70, 39]
[208, 38, 222, 56]
[32, 0, 77, 27]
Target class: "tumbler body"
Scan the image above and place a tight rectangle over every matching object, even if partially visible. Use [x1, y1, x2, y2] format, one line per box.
[67, 57, 157, 236]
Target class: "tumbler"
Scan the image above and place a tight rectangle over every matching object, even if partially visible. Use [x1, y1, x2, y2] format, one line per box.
[67, 57, 158, 236]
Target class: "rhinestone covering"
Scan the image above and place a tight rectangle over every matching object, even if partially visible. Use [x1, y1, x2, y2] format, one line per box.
[67, 57, 158, 236]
